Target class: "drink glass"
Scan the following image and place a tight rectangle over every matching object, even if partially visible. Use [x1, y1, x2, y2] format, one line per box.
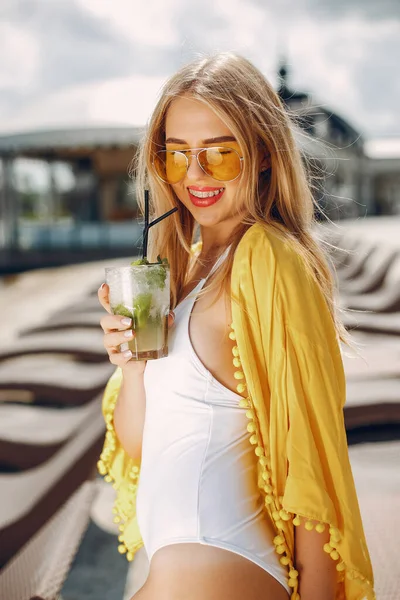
[105, 263, 170, 360]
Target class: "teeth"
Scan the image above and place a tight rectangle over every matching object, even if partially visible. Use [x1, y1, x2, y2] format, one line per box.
[189, 188, 224, 198]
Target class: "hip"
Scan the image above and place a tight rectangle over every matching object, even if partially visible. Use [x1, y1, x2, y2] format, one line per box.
[133, 542, 290, 600]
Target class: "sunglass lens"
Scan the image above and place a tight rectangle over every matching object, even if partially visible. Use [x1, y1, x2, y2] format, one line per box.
[198, 147, 241, 181]
[154, 151, 187, 184]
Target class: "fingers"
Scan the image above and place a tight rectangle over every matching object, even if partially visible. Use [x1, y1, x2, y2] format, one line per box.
[104, 328, 135, 351]
[108, 347, 135, 366]
[98, 283, 111, 314]
[103, 325, 136, 366]
[100, 313, 132, 334]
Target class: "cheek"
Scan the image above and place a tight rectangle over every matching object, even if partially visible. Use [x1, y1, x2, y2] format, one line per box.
[226, 176, 245, 201]
[171, 183, 187, 204]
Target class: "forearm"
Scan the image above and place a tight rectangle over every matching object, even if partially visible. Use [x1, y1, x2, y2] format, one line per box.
[295, 523, 337, 600]
[297, 567, 337, 600]
[113, 370, 146, 462]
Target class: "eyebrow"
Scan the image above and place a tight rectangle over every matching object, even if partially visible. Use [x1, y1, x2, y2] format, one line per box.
[165, 135, 237, 145]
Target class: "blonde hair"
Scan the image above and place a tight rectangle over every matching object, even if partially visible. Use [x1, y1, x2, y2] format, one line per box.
[132, 52, 351, 346]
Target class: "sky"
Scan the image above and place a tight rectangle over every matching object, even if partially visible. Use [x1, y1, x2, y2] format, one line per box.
[1, 0, 400, 139]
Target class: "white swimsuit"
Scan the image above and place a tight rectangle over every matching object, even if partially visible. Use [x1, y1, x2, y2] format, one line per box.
[137, 250, 289, 594]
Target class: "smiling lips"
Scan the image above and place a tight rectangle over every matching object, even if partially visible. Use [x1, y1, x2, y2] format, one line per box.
[188, 186, 225, 207]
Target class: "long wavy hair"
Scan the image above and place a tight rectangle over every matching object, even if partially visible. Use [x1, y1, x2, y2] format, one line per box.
[132, 52, 351, 345]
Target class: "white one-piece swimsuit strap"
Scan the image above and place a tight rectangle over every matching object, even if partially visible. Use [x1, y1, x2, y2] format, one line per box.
[137, 246, 290, 595]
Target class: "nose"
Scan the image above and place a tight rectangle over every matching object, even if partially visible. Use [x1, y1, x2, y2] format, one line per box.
[186, 153, 205, 179]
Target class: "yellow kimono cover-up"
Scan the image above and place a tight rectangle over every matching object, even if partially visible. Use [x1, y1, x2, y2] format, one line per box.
[97, 223, 374, 600]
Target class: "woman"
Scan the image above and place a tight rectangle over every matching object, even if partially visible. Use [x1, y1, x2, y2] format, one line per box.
[97, 53, 374, 600]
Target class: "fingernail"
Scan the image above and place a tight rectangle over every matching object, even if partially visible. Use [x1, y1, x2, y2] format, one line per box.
[121, 318, 132, 326]
[123, 350, 132, 359]
[100, 283, 106, 290]
[124, 330, 133, 338]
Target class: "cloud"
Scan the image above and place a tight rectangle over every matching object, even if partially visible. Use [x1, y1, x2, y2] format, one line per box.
[0, 0, 399, 137]
[0, 74, 167, 134]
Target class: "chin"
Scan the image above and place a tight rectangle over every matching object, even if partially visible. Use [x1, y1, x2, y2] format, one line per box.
[188, 206, 227, 228]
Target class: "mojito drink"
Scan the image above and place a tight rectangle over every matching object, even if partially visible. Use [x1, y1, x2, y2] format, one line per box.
[105, 257, 170, 360]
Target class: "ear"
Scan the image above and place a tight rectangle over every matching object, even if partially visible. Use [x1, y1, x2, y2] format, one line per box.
[259, 153, 271, 174]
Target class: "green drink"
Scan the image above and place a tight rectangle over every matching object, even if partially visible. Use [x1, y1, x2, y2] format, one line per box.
[105, 257, 170, 360]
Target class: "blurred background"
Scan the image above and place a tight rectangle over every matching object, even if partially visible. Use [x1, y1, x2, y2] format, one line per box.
[0, 1, 399, 599]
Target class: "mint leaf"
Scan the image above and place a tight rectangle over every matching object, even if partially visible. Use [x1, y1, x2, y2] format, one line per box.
[131, 257, 150, 266]
[133, 293, 152, 328]
[113, 304, 134, 320]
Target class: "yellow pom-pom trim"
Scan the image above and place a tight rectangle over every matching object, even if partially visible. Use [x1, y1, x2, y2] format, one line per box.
[126, 552, 134, 562]
[247, 422, 256, 433]
[234, 370, 244, 380]
[276, 544, 285, 554]
[255, 446, 264, 457]
[336, 562, 346, 572]
[238, 397, 248, 407]
[233, 357, 242, 368]
[316, 522, 325, 533]
[289, 569, 299, 579]
[330, 550, 340, 561]
[305, 520, 314, 531]
[274, 535, 285, 545]
[288, 578, 297, 588]
[250, 434, 258, 445]
[229, 331, 236, 340]
[323, 543, 333, 554]
[293, 515, 301, 526]
[280, 556, 290, 566]
[237, 383, 247, 394]
[232, 346, 240, 357]
[118, 544, 127, 554]
[280, 509, 291, 521]
[329, 527, 342, 543]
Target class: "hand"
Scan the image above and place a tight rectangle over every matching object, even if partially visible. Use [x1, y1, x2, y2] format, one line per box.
[98, 283, 175, 375]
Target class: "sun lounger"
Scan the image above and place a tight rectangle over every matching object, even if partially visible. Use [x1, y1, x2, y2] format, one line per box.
[342, 341, 400, 380]
[24, 312, 103, 335]
[0, 404, 105, 567]
[341, 259, 400, 313]
[342, 311, 400, 336]
[348, 441, 400, 600]
[340, 249, 399, 296]
[0, 330, 106, 363]
[0, 396, 101, 471]
[345, 378, 400, 428]
[337, 243, 376, 282]
[0, 481, 96, 600]
[0, 356, 113, 406]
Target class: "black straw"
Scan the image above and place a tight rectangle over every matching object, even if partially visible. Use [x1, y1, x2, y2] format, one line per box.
[142, 190, 178, 260]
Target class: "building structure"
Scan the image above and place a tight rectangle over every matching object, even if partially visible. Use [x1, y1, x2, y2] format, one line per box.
[0, 64, 386, 274]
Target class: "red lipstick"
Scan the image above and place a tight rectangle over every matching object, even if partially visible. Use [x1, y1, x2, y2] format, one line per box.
[187, 186, 225, 208]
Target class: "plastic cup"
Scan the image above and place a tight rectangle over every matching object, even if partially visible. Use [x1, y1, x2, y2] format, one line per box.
[105, 263, 170, 360]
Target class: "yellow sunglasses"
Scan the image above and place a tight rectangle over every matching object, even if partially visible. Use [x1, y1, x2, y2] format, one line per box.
[153, 146, 244, 184]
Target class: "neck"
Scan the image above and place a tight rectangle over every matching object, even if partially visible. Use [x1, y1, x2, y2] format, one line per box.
[199, 217, 241, 260]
